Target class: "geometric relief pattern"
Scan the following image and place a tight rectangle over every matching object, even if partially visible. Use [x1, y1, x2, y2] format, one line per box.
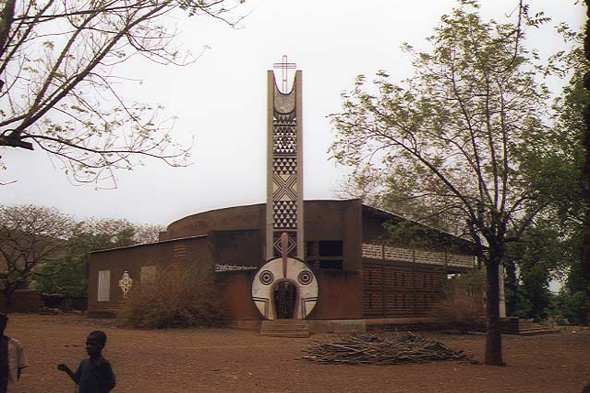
[362, 243, 475, 268]
[273, 114, 297, 155]
[273, 200, 297, 229]
[273, 231, 297, 257]
[272, 173, 297, 201]
[273, 157, 297, 175]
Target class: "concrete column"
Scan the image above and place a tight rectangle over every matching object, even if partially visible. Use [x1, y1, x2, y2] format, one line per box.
[499, 264, 506, 318]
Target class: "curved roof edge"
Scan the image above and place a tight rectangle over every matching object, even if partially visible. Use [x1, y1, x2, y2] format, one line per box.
[165, 199, 360, 231]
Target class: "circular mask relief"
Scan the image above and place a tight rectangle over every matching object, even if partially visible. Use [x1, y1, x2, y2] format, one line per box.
[297, 270, 313, 286]
[259, 270, 274, 285]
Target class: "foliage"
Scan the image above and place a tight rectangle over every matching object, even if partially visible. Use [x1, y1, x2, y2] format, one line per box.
[0, 0, 245, 186]
[0, 204, 73, 305]
[119, 263, 227, 329]
[553, 290, 589, 326]
[531, 26, 590, 323]
[329, 0, 549, 365]
[503, 222, 564, 321]
[34, 252, 87, 298]
[428, 270, 486, 333]
[550, 261, 590, 326]
[35, 217, 163, 297]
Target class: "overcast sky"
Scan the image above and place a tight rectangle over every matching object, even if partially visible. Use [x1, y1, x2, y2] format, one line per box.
[1, 0, 586, 226]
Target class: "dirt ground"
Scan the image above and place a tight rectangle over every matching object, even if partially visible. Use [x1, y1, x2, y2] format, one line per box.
[5, 313, 590, 393]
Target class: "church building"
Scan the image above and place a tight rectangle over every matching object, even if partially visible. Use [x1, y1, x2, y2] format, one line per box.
[88, 62, 480, 332]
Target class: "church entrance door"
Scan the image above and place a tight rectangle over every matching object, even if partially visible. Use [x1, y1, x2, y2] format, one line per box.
[273, 281, 297, 319]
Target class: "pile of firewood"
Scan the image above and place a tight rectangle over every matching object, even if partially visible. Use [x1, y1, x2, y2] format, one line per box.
[302, 333, 473, 365]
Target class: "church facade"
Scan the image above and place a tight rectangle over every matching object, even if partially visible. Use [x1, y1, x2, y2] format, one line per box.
[88, 199, 477, 328]
[88, 63, 479, 331]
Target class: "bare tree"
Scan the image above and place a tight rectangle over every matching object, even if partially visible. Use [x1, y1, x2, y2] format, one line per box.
[0, 0, 244, 186]
[0, 204, 72, 306]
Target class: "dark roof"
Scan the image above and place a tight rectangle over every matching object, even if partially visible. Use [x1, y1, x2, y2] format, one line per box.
[89, 234, 208, 254]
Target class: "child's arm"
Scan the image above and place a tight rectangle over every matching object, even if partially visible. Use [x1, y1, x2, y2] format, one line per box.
[100, 360, 116, 392]
[57, 364, 77, 383]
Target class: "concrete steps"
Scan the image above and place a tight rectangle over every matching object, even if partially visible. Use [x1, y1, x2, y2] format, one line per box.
[518, 320, 561, 336]
[260, 319, 310, 338]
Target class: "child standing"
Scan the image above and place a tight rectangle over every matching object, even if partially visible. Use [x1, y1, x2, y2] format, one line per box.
[0, 312, 28, 393]
[58, 330, 116, 393]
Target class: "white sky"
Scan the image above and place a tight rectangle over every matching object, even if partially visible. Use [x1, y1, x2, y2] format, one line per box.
[1, 0, 586, 225]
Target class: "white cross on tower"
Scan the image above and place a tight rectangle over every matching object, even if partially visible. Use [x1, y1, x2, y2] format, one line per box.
[273, 55, 296, 93]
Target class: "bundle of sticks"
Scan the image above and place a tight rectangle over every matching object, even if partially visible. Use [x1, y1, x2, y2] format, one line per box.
[302, 332, 472, 365]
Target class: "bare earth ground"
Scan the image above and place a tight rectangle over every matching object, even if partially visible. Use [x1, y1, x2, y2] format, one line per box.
[6, 314, 590, 393]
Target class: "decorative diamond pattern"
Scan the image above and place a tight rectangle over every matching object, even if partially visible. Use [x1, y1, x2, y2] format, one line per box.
[118, 271, 133, 298]
[273, 232, 297, 257]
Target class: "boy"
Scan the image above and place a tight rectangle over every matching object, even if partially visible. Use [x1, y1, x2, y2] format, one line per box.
[58, 331, 116, 393]
[0, 312, 28, 393]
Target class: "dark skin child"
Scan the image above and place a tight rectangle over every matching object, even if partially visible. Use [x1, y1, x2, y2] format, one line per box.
[57, 336, 104, 378]
[0, 315, 22, 380]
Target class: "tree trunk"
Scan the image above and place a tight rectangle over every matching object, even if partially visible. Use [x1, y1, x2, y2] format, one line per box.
[484, 256, 504, 366]
[0, 0, 16, 58]
[582, 1, 590, 327]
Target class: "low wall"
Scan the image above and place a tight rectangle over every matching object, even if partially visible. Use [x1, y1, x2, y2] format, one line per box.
[42, 295, 87, 311]
[366, 317, 520, 334]
[0, 290, 44, 313]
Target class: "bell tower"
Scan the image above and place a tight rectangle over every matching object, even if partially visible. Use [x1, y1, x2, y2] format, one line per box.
[266, 57, 304, 260]
[252, 57, 318, 321]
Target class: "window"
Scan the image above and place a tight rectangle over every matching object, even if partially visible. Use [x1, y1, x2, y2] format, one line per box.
[173, 243, 186, 259]
[306, 240, 344, 270]
[319, 241, 343, 257]
[97, 270, 110, 302]
[141, 265, 156, 284]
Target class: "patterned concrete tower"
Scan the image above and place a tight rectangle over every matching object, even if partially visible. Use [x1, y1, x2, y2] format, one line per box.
[266, 66, 304, 260]
[252, 62, 317, 321]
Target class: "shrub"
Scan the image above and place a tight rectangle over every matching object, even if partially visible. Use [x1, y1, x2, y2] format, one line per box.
[119, 264, 228, 329]
[428, 270, 486, 333]
[552, 290, 589, 326]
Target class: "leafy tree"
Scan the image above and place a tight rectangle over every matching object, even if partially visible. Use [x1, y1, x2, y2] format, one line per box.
[0, 204, 72, 306]
[0, 0, 244, 186]
[35, 218, 163, 297]
[504, 223, 562, 321]
[330, 1, 550, 365]
[552, 260, 589, 326]
[533, 24, 590, 324]
[582, 0, 590, 308]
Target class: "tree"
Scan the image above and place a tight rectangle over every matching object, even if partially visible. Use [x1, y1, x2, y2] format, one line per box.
[504, 222, 563, 321]
[0, 204, 72, 306]
[35, 217, 163, 297]
[534, 23, 590, 324]
[581, 0, 590, 323]
[0, 0, 243, 186]
[330, 0, 550, 365]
